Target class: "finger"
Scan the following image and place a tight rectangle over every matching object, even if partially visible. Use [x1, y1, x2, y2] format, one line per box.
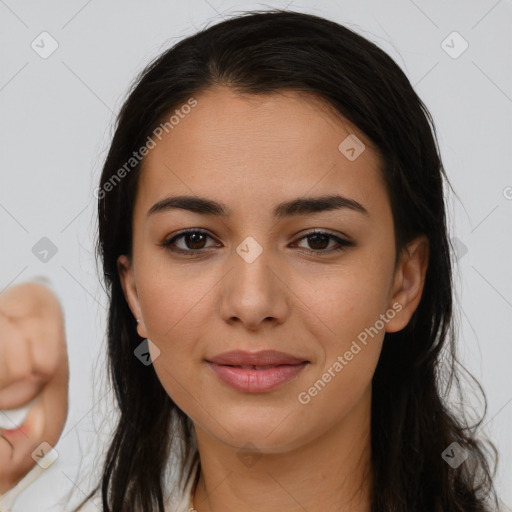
[0, 378, 44, 411]
[22, 313, 66, 380]
[0, 316, 33, 392]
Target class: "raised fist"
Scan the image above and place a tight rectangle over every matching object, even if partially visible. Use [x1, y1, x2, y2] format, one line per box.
[0, 281, 69, 496]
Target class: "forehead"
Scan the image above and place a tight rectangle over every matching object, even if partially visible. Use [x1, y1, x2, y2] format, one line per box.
[136, 86, 388, 221]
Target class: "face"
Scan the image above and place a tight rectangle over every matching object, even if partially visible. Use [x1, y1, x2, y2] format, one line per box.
[118, 86, 428, 454]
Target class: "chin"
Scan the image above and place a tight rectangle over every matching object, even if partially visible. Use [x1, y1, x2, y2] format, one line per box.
[208, 417, 307, 454]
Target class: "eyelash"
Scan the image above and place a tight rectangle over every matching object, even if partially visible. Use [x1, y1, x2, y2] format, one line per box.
[161, 228, 354, 256]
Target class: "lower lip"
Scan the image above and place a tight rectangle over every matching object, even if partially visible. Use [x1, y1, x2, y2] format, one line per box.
[206, 362, 308, 393]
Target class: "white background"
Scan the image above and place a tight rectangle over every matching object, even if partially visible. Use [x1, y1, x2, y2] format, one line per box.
[0, 1, 511, 510]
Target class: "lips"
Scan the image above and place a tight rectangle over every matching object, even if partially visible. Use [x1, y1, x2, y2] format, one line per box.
[206, 349, 309, 367]
[205, 350, 310, 393]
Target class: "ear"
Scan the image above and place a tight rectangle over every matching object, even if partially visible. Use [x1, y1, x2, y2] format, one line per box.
[385, 234, 429, 333]
[117, 254, 148, 339]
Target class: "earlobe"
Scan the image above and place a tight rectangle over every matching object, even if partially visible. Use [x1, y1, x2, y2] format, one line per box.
[385, 235, 429, 333]
[117, 255, 147, 338]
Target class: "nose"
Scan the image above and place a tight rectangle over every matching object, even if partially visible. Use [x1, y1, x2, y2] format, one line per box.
[219, 245, 290, 330]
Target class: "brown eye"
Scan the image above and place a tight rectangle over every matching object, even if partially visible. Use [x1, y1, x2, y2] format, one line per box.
[162, 229, 218, 255]
[181, 232, 208, 250]
[294, 230, 355, 254]
[305, 233, 330, 250]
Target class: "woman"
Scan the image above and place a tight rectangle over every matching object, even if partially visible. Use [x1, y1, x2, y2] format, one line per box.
[76, 9, 499, 512]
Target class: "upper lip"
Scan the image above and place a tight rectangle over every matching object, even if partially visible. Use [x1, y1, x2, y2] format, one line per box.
[206, 350, 309, 366]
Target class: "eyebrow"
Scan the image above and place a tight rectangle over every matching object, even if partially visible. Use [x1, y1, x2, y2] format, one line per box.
[146, 194, 369, 219]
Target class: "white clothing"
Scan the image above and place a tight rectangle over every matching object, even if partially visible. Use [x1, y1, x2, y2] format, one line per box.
[0, 452, 56, 512]
[166, 455, 199, 512]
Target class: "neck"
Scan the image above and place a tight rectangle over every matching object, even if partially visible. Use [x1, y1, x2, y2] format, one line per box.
[191, 388, 373, 512]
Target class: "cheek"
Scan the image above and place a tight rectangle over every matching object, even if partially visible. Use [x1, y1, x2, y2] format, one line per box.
[135, 269, 210, 411]
[291, 261, 392, 407]
[296, 260, 393, 346]
[290, 282, 387, 436]
[137, 263, 209, 339]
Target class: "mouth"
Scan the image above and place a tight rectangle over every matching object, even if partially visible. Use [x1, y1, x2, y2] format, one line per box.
[204, 349, 311, 393]
[205, 361, 309, 393]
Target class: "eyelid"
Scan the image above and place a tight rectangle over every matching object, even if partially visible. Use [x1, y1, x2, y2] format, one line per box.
[296, 227, 351, 241]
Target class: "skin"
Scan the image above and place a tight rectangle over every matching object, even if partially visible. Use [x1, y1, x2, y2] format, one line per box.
[0, 282, 69, 495]
[118, 86, 428, 512]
